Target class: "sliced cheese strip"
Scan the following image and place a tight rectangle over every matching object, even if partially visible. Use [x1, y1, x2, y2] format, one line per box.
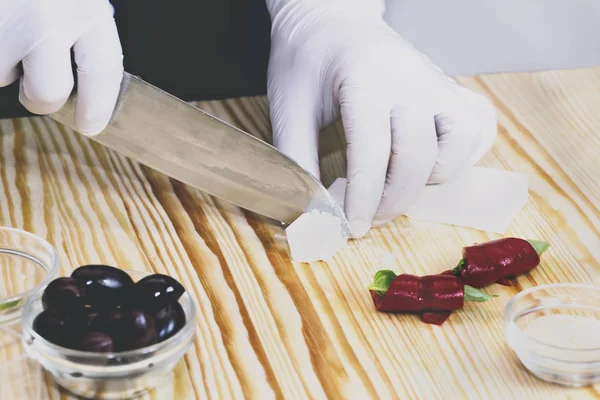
[285, 210, 347, 263]
[405, 167, 529, 233]
[323, 168, 528, 234]
[284, 179, 349, 263]
[284, 166, 527, 263]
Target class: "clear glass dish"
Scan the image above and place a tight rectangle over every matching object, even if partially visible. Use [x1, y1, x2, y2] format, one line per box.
[0, 227, 59, 328]
[21, 270, 197, 399]
[504, 283, 600, 387]
[0, 228, 59, 398]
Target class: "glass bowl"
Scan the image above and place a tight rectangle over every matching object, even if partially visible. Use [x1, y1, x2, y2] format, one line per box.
[21, 270, 197, 399]
[0, 227, 59, 328]
[504, 283, 600, 387]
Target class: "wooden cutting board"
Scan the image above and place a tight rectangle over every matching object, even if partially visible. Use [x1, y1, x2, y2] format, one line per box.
[0, 67, 599, 399]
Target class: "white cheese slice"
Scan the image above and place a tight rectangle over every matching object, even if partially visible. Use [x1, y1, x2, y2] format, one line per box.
[285, 210, 347, 263]
[405, 167, 529, 233]
[321, 168, 528, 234]
[284, 179, 349, 263]
[285, 167, 526, 262]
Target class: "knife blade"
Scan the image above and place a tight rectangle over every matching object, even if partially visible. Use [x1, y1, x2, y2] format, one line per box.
[49, 72, 350, 234]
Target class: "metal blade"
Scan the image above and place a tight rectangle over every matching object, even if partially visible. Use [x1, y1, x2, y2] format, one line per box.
[50, 72, 350, 234]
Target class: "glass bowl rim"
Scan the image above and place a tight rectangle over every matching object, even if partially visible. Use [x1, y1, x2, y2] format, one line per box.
[504, 282, 600, 353]
[0, 227, 59, 307]
[21, 268, 197, 360]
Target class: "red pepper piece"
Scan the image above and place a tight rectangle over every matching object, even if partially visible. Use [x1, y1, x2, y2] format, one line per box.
[460, 238, 539, 288]
[421, 311, 453, 325]
[495, 278, 512, 286]
[371, 274, 464, 313]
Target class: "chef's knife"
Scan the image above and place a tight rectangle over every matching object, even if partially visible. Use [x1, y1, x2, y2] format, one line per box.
[50, 72, 350, 234]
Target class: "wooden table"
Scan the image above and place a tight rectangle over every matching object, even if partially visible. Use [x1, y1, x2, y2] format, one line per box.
[1, 67, 600, 399]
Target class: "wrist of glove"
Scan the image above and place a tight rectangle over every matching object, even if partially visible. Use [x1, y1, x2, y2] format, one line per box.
[267, 2, 497, 238]
[0, 0, 124, 135]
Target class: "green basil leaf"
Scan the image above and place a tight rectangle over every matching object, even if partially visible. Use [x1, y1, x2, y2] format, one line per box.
[0, 299, 20, 311]
[451, 258, 466, 276]
[464, 285, 497, 302]
[368, 270, 397, 296]
[526, 239, 550, 256]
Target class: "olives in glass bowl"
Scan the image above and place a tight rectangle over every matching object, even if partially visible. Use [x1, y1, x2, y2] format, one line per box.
[22, 267, 196, 399]
[32, 265, 187, 352]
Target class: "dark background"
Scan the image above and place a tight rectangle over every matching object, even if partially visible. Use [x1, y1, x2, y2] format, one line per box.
[0, 0, 272, 119]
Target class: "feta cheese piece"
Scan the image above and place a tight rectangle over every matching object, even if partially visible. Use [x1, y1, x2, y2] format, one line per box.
[323, 168, 529, 234]
[286, 210, 347, 263]
[406, 167, 529, 233]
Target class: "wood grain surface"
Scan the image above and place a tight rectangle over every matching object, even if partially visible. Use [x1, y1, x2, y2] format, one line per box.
[1, 67, 600, 399]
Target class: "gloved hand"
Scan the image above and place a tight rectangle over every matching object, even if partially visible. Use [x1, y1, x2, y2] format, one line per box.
[0, 0, 123, 135]
[266, 0, 497, 238]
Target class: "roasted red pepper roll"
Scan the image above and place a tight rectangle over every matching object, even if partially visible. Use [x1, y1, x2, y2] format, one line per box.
[369, 272, 495, 325]
[449, 238, 549, 288]
[372, 274, 464, 313]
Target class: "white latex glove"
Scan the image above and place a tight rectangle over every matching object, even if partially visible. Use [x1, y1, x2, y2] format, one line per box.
[0, 0, 123, 135]
[266, 0, 497, 238]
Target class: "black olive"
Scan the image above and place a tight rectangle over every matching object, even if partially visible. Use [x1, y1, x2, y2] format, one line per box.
[86, 310, 99, 327]
[41, 277, 85, 311]
[33, 310, 69, 346]
[33, 310, 86, 348]
[122, 310, 157, 351]
[134, 274, 185, 311]
[90, 309, 126, 334]
[91, 309, 157, 351]
[89, 310, 127, 349]
[154, 302, 186, 343]
[71, 265, 134, 309]
[79, 332, 114, 353]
